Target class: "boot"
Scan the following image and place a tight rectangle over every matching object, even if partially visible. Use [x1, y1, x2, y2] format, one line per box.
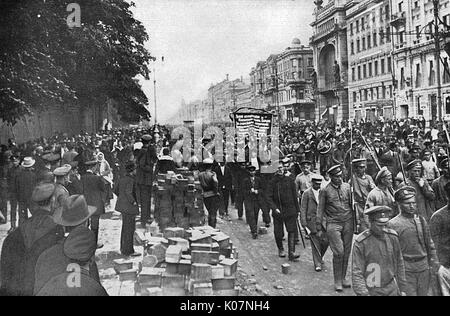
[288, 233, 300, 262]
[342, 255, 351, 288]
[278, 248, 286, 258]
[333, 257, 343, 292]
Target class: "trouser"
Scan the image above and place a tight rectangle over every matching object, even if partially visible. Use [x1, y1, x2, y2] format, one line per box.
[18, 201, 31, 226]
[326, 220, 354, 286]
[90, 215, 101, 243]
[235, 190, 244, 218]
[273, 214, 297, 251]
[356, 203, 369, 233]
[230, 187, 236, 204]
[310, 233, 329, 268]
[204, 196, 220, 228]
[438, 266, 450, 296]
[0, 179, 7, 221]
[260, 196, 271, 225]
[244, 198, 260, 235]
[121, 214, 136, 256]
[405, 270, 431, 296]
[9, 194, 18, 227]
[219, 188, 231, 216]
[137, 184, 153, 224]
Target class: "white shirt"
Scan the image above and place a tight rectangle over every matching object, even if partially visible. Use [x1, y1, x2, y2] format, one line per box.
[220, 165, 225, 176]
[312, 188, 320, 202]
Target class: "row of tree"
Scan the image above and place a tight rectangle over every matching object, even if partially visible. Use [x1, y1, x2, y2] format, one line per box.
[0, 0, 153, 126]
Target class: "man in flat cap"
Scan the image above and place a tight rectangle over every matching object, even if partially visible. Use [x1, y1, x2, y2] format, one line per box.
[401, 159, 435, 222]
[350, 158, 376, 232]
[388, 186, 440, 296]
[300, 174, 329, 271]
[432, 158, 450, 211]
[52, 164, 71, 211]
[317, 165, 356, 291]
[430, 182, 450, 296]
[198, 158, 220, 228]
[135, 134, 157, 226]
[365, 167, 396, 218]
[268, 159, 301, 261]
[352, 206, 407, 296]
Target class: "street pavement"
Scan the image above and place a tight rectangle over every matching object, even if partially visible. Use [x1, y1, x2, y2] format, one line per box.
[0, 200, 354, 296]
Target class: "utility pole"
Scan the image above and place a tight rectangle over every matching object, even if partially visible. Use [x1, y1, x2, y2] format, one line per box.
[153, 65, 158, 125]
[434, 0, 443, 121]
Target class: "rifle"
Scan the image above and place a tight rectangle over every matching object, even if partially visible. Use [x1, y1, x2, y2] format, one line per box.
[296, 217, 306, 249]
[304, 226, 321, 256]
[349, 123, 359, 234]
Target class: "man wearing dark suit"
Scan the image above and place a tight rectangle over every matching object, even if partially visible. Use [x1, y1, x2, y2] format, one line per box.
[136, 134, 157, 226]
[300, 174, 329, 271]
[82, 161, 106, 248]
[213, 162, 233, 218]
[15, 157, 37, 226]
[242, 165, 264, 239]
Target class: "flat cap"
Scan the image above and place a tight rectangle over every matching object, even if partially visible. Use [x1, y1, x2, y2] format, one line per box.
[364, 206, 392, 223]
[300, 160, 312, 165]
[32, 183, 56, 203]
[406, 159, 422, 171]
[327, 165, 342, 176]
[53, 165, 72, 177]
[311, 174, 323, 182]
[352, 158, 366, 166]
[394, 186, 417, 202]
[375, 167, 392, 183]
[141, 134, 152, 142]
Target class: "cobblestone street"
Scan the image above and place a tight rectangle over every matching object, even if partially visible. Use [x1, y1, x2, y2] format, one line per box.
[0, 201, 353, 296]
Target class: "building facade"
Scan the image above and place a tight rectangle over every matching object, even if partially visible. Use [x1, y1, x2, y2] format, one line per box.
[250, 39, 315, 122]
[391, 0, 450, 122]
[346, 0, 395, 122]
[310, 0, 350, 124]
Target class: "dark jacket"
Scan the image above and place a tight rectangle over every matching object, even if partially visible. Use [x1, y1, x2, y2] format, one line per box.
[213, 164, 233, 190]
[242, 176, 264, 202]
[15, 167, 37, 204]
[67, 174, 84, 195]
[154, 156, 177, 175]
[268, 175, 300, 219]
[0, 209, 64, 296]
[6, 164, 20, 195]
[136, 145, 157, 185]
[114, 174, 139, 215]
[81, 171, 106, 216]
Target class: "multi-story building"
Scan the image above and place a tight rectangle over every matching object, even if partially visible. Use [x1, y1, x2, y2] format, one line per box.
[310, 0, 350, 124]
[346, 0, 395, 122]
[390, 0, 450, 122]
[250, 39, 315, 122]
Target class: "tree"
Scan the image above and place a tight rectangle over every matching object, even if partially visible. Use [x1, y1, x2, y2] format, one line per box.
[0, 0, 153, 126]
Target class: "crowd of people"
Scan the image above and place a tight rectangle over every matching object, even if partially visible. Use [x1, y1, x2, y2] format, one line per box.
[0, 117, 449, 296]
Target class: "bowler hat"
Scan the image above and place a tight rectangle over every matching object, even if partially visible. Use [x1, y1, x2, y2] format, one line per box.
[53, 195, 97, 227]
[21, 157, 36, 168]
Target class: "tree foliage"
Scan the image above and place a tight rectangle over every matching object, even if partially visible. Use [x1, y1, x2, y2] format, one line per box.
[0, 0, 153, 125]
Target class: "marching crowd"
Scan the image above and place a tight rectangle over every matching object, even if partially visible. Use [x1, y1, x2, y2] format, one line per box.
[0, 117, 449, 296]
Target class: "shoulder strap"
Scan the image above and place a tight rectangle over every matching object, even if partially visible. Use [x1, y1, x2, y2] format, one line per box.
[355, 230, 371, 243]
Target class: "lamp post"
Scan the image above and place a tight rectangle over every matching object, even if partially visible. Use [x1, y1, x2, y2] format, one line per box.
[433, 0, 443, 121]
[152, 56, 165, 125]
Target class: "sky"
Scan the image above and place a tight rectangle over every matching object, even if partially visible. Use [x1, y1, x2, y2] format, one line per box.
[131, 0, 316, 123]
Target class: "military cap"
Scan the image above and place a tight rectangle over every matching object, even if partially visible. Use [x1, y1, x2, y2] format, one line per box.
[32, 183, 56, 203]
[318, 141, 332, 154]
[375, 167, 392, 183]
[364, 206, 392, 223]
[53, 165, 72, 177]
[395, 172, 404, 182]
[141, 134, 152, 142]
[374, 138, 381, 143]
[406, 159, 423, 171]
[42, 153, 61, 163]
[411, 144, 421, 151]
[300, 159, 312, 165]
[327, 165, 343, 176]
[311, 174, 323, 182]
[394, 186, 416, 202]
[352, 158, 366, 167]
[440, 158, 449, 169]
[281, 157, 291, 164]
[422, 150, 432, 156]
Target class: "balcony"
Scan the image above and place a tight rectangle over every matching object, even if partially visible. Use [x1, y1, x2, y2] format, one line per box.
[390, 12, 406, 28]
[286, 72, 307, 86]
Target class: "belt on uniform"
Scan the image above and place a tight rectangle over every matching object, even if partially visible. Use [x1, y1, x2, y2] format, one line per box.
[404, 256, 427, 263]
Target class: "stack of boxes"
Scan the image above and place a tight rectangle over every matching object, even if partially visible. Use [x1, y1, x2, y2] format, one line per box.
[114, 225, 239, 296]
[154, 170, 205, 230]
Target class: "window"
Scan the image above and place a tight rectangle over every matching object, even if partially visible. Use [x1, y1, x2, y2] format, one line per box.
[361, 17, 365, 31]
[351, 42, 355, 55]
[380, 7, 384, 22]
[416, 25, 421, 39]
[369, 62, 373, 77]
[382, 85, 386, 99]
[368, 35, 371, 49]
[362, 37, 366, 50]
[363, 64, 367, 78]
[385, 5, 390, 20]
[417, 96, 423, 116]
[353, 91, 357, 102]
[357, 39, 360, 52]
[429, 60, 435, 86]
[400, 67, 405, 89]
[386, 27, 391, 43]
[381, 58, 385, 74]
[350, 23, 354, 36]
[358, 66, 361, 80]
[376, 87, 380, 99]
[356, 20, 360, 33]
[374, 60, 379, 76]
[380, 29, 385, 45]
[308, 58, 313, 67]
[414, 1, 419, 9]
[373, 32, 377, 47]
[398, 1, 403, 13]
[387, 57, 392, 73]
[364, 89, 368, 101]
[416, 64, 421, 87]
[352, 67, 356, 81]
